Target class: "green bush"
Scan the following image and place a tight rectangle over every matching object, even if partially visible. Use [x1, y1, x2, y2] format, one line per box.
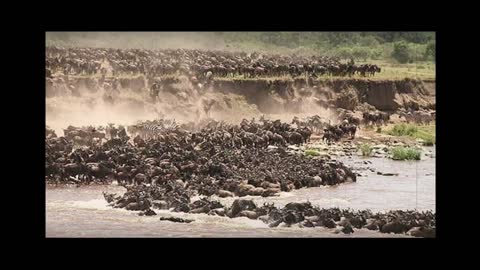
[351, 47, 370, 61]
[415, 129, 436, 146]
[359, 143, 373, 157]
[305, 149, 321, 156]
[369, 47, 384, 60]
[358, 35, 381, 47]
[387, 124, 418, 136]
[424, 41, 435, 61]
[390, 147, 421, 160]
[421, 137, 435, 146]
[391, 41, 411, 64]
[335, 47, 354, 60]
[386, 124, 435, 146]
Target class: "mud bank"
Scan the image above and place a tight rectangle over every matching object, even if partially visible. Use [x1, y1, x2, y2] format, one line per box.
[213, 78, 435, 113]
[46, 75, 435, 133]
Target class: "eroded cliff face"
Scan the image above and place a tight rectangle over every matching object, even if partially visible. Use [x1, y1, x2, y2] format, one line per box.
[46, 75, 435, 122]
[213, 78, 435, 113]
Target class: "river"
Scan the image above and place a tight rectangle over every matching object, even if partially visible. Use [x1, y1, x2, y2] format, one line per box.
[46, 147, 435, 237]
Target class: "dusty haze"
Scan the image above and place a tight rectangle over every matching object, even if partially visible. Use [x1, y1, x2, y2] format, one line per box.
[46, 32, 229, 51]
[46, 75, 337, 136]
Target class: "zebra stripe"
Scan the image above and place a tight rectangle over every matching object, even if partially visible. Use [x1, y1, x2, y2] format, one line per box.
[141, 124, 162, 139]
[130, 120, 180, 140]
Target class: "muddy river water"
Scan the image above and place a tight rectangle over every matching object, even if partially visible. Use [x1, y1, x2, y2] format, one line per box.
[46, 147, 435, 237]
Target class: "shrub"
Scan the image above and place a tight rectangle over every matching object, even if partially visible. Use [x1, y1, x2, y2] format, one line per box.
[422, 137, 435, 146]
[359, 143, 373, 157]
[335, 47, 354, 60]
[390, 147, 421, 160]
[424, 41, 435, 61]
[305, 149, 321, 156]
[415, 129, 435, 145]
[387, 124, 418, 137]
[351, 47, 370, 61]
[391, 41, 411, 64]
[386, 124, 435, 146]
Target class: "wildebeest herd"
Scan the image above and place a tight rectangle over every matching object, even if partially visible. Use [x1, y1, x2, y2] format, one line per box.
[102, 187, 435, 237]
[46, 118, 356, 190]
[46, 115, 435, 237]
[362, 111, 391, 126]
[46, 46, 381, 80]
[397, 109, 435, 125]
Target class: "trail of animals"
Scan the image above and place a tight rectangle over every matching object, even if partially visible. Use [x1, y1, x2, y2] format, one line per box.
[46, 47, 381, 80]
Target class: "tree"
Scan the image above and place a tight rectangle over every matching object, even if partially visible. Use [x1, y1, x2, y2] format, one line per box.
[335, 47, 353, 60]
[424, 41, 435, 61]
[352, 47, 369, 61]
[391, 41, 411, 63]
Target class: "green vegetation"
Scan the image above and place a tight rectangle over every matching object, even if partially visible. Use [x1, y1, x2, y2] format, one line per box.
[414, 125, 436, 146]
[219, 32, 434, 63]
[385, 124, 435, 146]
[359, 143, 373, 157]
[391, 41, 411, 63]
[305, 149, 321, 157]
[424, 41, 435, 62]
[390, 146, 422, 161]
[421, 137, 435, 146]
[390, 41, 430, 64]
[46, 32, 435, 64]
[388, 123, 419, 136]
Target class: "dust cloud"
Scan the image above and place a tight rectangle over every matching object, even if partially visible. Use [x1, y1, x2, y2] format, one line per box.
[46, 74, 339, 136]
[46, 32, 228, 51]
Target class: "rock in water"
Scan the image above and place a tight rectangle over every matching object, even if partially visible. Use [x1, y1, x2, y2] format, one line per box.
[160, 216, 194, 223]
[377, 171, 399, 176]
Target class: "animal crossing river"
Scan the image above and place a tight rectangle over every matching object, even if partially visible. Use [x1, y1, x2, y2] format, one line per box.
[46, 148, 435, 237]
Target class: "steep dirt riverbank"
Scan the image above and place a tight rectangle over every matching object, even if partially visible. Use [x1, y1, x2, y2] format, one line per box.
[46, 75, 435, 133]
[213, 77, 435, 113]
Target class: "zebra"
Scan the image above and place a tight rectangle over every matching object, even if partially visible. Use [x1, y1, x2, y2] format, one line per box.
[138, 124, 162, 140]
[142, 120, 179, 140]
[127, 123, 155, 140]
